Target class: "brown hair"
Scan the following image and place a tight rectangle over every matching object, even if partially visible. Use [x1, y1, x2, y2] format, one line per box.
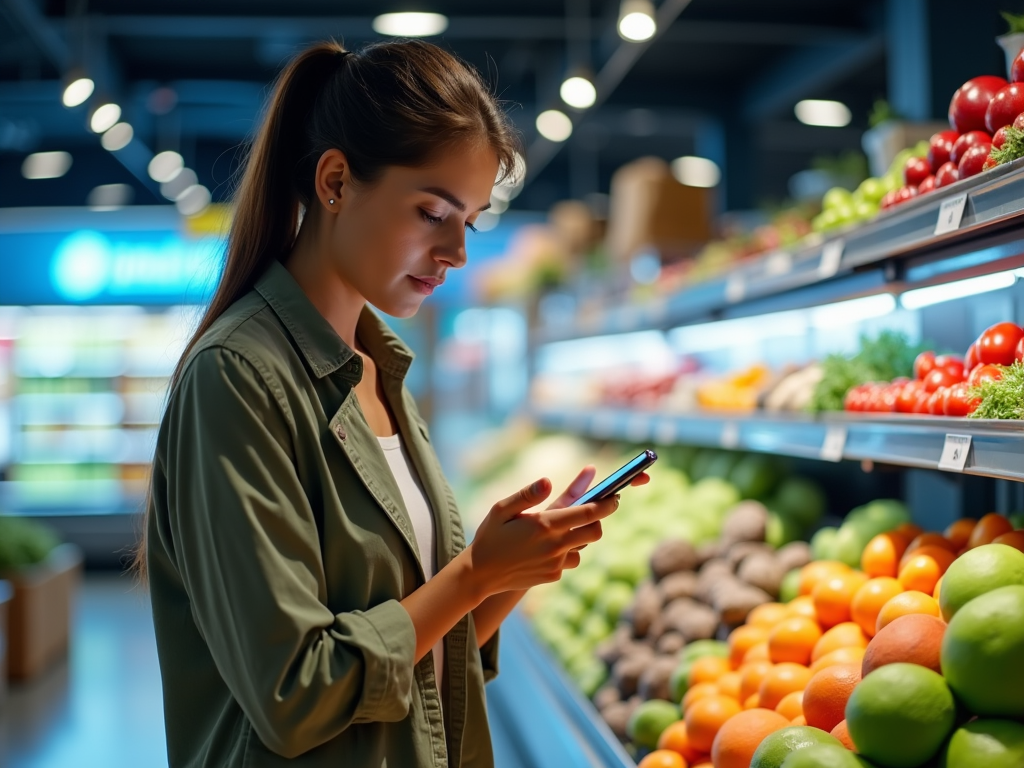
[133, 39, 520, 579]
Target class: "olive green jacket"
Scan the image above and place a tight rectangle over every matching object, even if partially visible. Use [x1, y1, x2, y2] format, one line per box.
[147, 259, 498, 767]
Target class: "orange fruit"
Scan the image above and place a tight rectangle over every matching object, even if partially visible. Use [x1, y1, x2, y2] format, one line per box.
[798, 561, 850, 596]
[689, 655, 732, 686]
[944, 518, 977, 550]
[768, 616, 823, 665]
[875, 590, 940, 632]
[966, 513, 1013, 549]
[638, 750, 687, 768]
[851, 577, 904, 637]
[786, 595, 818, 622]
[895, 522, 924, 539]
[810, 646, 866, 674]
[905, 532, 958, 555]
[739, 660, 774, 702]
[830, 719, 855, 750]
[682, 682, 721, 712]
[743, 641, 770, 664]
[716, 671, 742, 701]
[657, 720, 705, 763]
[758, 662, 813, 710]
[790, 715, 807, 726]
[899, 544, 956, 572]
[861, 531, 911, 578]
[728, 625, 770, 669]
[743, 693, 760, 709]
[774, 690, 804, 720]
[992, 530, 1024, 553]
[802, 663, 862, 733]
[685, 695, 742, 753]
[710, 708, 789, 768]
[898, 551, 955, 594]
[811, 621, 869, 662]
[812, 570, 869, 629]
[747, 602, 790, 629]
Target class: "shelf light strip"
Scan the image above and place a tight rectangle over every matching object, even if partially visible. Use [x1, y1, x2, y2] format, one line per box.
[899, 270, 1018, 310]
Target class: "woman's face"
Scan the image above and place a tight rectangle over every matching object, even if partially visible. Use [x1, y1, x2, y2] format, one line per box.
[322, 142, 499, 318]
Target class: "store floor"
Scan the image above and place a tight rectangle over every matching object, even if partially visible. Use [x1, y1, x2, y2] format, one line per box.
[0, 574, 594, 768]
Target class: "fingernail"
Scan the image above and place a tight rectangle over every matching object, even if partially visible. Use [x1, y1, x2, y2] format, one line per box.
[530, 479, 544, 495]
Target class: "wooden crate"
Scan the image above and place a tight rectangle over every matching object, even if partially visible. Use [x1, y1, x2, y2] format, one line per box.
[5, 544, 83, 681]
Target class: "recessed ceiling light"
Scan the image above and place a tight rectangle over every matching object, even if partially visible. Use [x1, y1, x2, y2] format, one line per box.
[148, 151, 184, 183]
[560, 76, 597, 109]
[87, 183, 134, 211]
[618, 0, 657, 42]
[100, 122, 134, 151]
[22, 151, 73, 180]
[536, 110, 573, 142]
[372, 12, 449, 37]
[795, 99, 852, 127]
[62, 77, 95, 108]
[90, 103, 122, 133]
[176, 184, 212, 216]
[671, 156, 721, 188]
[160, 168, 198, 201]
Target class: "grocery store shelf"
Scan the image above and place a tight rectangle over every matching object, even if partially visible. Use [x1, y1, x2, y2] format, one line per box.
[533, 406, 1024, 482]
[538, 159, 1024, 343]
[488, 612, 633, 768]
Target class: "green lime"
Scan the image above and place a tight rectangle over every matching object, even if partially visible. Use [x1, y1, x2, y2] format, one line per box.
[845, 663, 955, 768]
[594, 580, 635, 624]
[943, 719, 1024, 768]
[627, 699, 680, 749]
[810, 527, 838, 561]
[939, 544, 1024, 621]
[781, 743, 873, 768]
[681, 639, 729, 662]
[941, 585, 1024, 718]
[779, 568, 801, 603]
[767, 512, 802, 548]
[751, 725, 843, 768]
[669, 659, 693, 703]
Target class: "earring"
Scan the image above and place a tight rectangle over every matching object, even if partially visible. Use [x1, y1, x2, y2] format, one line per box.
[329, 199, 335, 205]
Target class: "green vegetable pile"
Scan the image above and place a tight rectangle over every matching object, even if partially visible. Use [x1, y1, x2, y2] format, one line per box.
[0, 516, 61, 571]
[990, 126, 1024, 167]
[809, 331, 927, 412]
[969, 361, 1024, 420]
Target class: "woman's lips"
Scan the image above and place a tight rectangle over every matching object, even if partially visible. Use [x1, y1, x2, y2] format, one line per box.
[409, 276, 442, 295]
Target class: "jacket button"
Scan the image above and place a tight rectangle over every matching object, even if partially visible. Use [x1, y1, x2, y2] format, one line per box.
[334, 424, 346, 440]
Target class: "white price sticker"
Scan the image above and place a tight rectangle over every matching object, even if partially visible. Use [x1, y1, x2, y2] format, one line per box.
[938, 433, 972, 472]
[725, 274, 746, 303]
[653, 418, 677, 445]
[818, 239, 844, 278]
[721, 421, 740, 449]
[625, 413, 651, 442]
[934, 194, 968, 235]
[820, 425, 848, 462]
[765, 252, 793, 277]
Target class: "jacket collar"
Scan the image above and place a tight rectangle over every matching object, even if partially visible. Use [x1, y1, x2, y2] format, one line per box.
[255, 259, 414, 382]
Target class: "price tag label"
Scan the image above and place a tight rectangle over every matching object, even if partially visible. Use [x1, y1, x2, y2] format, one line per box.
[625, 412, 651, 442]
[818, 239, 844, 278]
[592, 410, 617, 438]
[934, 194, 968, 235]
[938, 433, 972, 472]
[820, 425, 848, 462]
[653, 417, 677, 445]
[765, 252, 793, 277]
[721, 421, 740, 449]
[725, 274, 745, 303]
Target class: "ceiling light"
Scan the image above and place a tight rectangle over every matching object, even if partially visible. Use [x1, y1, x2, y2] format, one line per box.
[22, 151, 73, 180]
[87, 183, 134, 211]
[160, 168, 198, 200]
[900, 271, 1017, 310]
[618, 0, 657, 42]
[100, 122, 134, 151]
[536, 110, 573, 142]
[176, 185, 212, 216]
[560, 76, 597, 109]
[62, 77, 95, 107]
[493, 152, 527, 201]
[671, 156, 721, 188]
[488, 195, 509, 214]
[372, 12, 448, 37]
[148, 151, 184, 183]
[473, 211, 500, 232]
[795, 99, 852, 127]
[89, 103, 122, 133]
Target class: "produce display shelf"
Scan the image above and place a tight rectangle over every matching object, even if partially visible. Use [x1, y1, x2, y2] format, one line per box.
[487, 612, 634, 768]
[533, 406, 1024, 482]
[538, 159, 1024, 343]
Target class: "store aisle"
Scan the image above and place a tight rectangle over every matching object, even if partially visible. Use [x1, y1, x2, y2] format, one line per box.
[0, 574, 168, 768]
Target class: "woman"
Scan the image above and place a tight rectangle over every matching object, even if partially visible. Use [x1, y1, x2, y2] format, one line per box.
[142, 40, 644, 767]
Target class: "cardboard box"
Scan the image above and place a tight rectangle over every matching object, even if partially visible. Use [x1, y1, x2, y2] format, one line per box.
[0, 579, 10, 705]
[5, 544, 83, 681]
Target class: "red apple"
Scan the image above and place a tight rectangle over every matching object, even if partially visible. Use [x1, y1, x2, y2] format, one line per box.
[917, 175, 937, 194]
[949, 76, 1008, 133]
[904, 156, 932, 187]
[986, 83, 1024, 132]
[959, 143, 993, 178]
[951, 130, 992, 164]
[928, 129, 960, 171]
[935, 161, 960, 187]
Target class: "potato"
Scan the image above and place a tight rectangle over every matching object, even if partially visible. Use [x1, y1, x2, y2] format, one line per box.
[725, 541, 773, 570]
[600, 700, 632, 740]
[595, 624, 632, 666]
[650, 538, 699, 580]
[637, 655, 679, 701]
[776, 540, 813, 573]
[656, 631, 685, 655]
[737, 550, 785, 597]
[611, 652, 649, 698]
[593, 684, 622, 711]
[721, 500, 769, 546]
[713, 582, 773, 625]
[626, 581, 662, 638]
[695, 541, 723, 565]
[658, 571, 698, 603]
[663, 597, 718, 641]
[696, 558, 735, 603]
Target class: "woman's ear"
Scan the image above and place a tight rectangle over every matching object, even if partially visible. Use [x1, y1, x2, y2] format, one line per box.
[314, 148, 349, 213]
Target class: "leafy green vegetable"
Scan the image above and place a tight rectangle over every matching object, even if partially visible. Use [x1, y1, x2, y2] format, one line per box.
[0, 516, 61, 571]
[1003, 11, 1024, 34]
[991, 126, 1024, 166]
[969, 361, 1024, 420]
[809, 355, 874, 413]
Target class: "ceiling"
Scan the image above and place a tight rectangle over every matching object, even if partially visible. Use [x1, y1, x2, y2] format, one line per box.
[0, 0, 1009, 213]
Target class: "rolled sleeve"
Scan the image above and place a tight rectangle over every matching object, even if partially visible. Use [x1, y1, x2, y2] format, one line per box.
[163, 346, 416, 757]
[479, 627, 500, 683]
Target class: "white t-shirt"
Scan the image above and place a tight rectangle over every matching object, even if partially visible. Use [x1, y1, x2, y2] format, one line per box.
[377, 433, 444, 689]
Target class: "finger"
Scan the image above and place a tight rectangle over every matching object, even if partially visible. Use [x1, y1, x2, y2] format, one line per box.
[543, 495, 619, 531]
[561, 550, 582, 571]
[562, 520, 603, 550]
[547, 465, 597, 511]
[629, 472, 651, 487]
[490, 478, 552, 522]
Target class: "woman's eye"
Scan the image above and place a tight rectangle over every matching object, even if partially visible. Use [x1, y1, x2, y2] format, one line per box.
[420, 210, 443, 225]
[465, 221, 479, 234]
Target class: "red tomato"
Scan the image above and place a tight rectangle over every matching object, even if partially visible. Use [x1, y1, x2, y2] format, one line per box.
[965, 340, 980, 370]
[914, 350, 937, 380]
[917, 175, 937, 194]
[928, 130, 960, 171]
[844, 386, 865, 412]
[904, 156, 932, 187]
[984, 156, 998, 170]
[986, 83, 1024, 132]
[944, 382, 979, 416]
[879, 189, 899, 210]
[935, 354, 966, 380]
[959, 143, 993, 178]
[924, 367, 961, 392]
[993, 126, 1009, 149]
[1017, 336, 1024, 363]
[1015, 112, 1024, 131]
[927, 388, 947, 415]
[949, 76, 1007, 133]
[893, 186, 919, 205]
[912, 388, 933, 414]
[1013, 50, 1024, 82]
[935, 161, 960, 187]
[968, 363, 1005, 387]
[895, 380, 926, 413]
[951, 131, 993, 164]
[978, 322, 1024, 366]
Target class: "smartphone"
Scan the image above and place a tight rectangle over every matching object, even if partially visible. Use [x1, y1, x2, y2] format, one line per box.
[571, 449, 658, 506]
